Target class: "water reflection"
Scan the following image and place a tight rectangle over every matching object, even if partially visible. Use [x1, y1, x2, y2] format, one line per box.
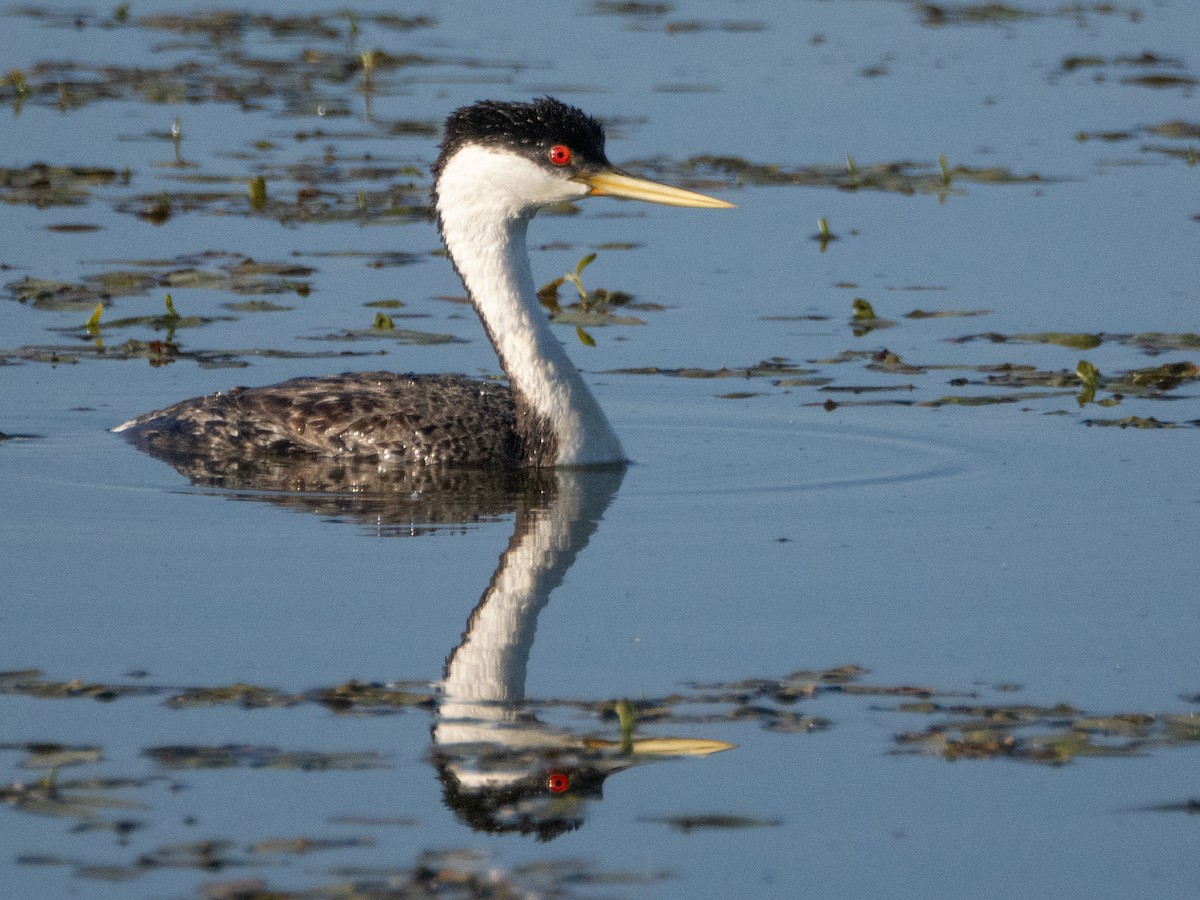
[121, 442, 556, 535]
[435, 467, 732, 840]
[125, 446, 734, 838]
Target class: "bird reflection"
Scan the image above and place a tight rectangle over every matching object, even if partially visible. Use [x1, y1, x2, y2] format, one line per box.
[434, 467, 732, 840]
[126, 448, 733, 838]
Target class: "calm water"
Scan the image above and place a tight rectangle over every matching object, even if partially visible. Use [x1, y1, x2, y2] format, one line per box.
[2, 2, 1199, 898]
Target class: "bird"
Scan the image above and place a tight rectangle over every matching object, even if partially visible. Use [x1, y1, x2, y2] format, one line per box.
[115, 97, 732, 469]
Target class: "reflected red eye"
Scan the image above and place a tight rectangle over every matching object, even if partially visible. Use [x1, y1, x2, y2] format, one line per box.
[546, 771, 570, 793]
[547, 144, 573, 166]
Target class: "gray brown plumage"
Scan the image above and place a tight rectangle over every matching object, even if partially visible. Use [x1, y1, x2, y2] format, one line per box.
[117, 372, 557, 467]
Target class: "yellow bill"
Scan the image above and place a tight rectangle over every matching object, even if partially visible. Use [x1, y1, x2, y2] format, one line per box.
[584, 736, 737, 757]
[579, 169, 735, 209]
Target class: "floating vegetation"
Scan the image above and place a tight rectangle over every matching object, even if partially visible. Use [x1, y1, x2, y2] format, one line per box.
[1, 741, 102, 770]
[850, 297, 895, 335]
[4, 253, 314, 313]
[1123, 74, 1197, 90]
[0, 669, 154, 702]
[247, 174, 267, 211]
[893, 702, 1200, 764]
[309, 325, 461, 345]
[0, 340, 384, 370]
[72, 293, 235, 341]
[12, 659, 1188, 775]
[952, 330, 1200, 355]
[144, 745, 390, 772]
[606, 357, 818, 380]
[6, 278, 116, 312]
[537, 253, 648, 341]
[0, 37, 467, 121]
[1148, 120, 1200, 140]
[915, 3, 1037, 26]
[164, 683, 302, 710]
[44, 222, 102, 233]
[812, 215, 837, 250]
[641, 154, 1048, 197]
[606, 335, 1199, 425]
[0, 773, 146, 824]
[250, 835, 376, 855]
[0, 163, 122, 208]
[641, 813, 782, 832]
[915, 3, 1122, 28]
[1057, 51, 1198, 89]
[1074, 118, 1200, 168]
[223, 299, 293, 313]
[312, 679, 435, 713]
[590, 1, 763, 33]
[591, 1, 674, 14]
[144, 849, 671, 897]
[4, 663, 1200, 894]
[111, 180, 430, 226]
[904, 307, 990, 319]
[1083, 415, 1183, 429]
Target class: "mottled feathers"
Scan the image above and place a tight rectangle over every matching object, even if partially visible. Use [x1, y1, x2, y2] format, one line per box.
[117, 373, 554, 468]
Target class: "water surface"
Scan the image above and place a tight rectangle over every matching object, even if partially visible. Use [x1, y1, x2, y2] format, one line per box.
[2, 2, 1199, 898]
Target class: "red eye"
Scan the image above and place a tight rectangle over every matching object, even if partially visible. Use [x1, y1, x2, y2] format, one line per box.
[546, 771, 570, 794]
[547, 144, 572, 166]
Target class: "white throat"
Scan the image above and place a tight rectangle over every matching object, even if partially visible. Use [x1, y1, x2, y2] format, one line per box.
[435, 145, 625, 467]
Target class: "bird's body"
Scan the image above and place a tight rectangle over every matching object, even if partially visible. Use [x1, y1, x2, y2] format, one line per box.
[116, 98, 730, 469]
[123, 372, 529, 466]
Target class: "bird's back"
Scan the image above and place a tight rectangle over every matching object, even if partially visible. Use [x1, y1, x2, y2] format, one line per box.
[116, 372, 523, 467]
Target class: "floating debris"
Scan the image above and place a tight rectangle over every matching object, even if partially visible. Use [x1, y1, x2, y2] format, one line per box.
[1083, 415, 1183, 429]
[144, 745, 391, 771]
[0, 163, 121, 208]
[952, 330, 1200, 355]
[605, 357, 816, 379]
[4, 253, 314, 311]
[893, 702, 1200, 765]
[312, 680, 435, 712]
[904, 308, 990, 319]
[309, 325, 461, 345]
[637, 154, 1049, 196]
[249, 835, 375, 855]
[0, 670, 154, 702]
[915, 3, 1121, 28]
[640, 813, 782, 832]
[164, 684, 301, 710]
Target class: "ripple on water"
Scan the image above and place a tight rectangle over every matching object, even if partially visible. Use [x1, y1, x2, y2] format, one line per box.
[621, 403, 975, 499]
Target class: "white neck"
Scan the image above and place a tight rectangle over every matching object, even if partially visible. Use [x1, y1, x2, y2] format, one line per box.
[435, 469, 621, 751]
[435, 146, 625, 467]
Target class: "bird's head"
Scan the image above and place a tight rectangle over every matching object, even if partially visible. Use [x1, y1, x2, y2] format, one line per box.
[432, 96, 733, 219]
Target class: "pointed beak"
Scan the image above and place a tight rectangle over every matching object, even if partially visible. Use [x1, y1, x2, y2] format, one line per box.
[577, 169, 735, 209]
[583, 736, 737, 757]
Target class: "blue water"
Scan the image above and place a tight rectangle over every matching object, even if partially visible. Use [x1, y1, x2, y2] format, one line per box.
[2, 2, 1199, 898]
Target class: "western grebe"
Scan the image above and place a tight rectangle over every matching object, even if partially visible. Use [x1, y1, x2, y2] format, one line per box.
[115, 97, 732, 468]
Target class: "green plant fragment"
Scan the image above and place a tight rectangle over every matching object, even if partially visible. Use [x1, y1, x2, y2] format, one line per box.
[247, 175, 267, 211]
[83, 303, 104, 334]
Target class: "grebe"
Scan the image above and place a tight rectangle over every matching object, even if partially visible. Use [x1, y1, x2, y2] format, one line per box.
[115, 97, 732, 468]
